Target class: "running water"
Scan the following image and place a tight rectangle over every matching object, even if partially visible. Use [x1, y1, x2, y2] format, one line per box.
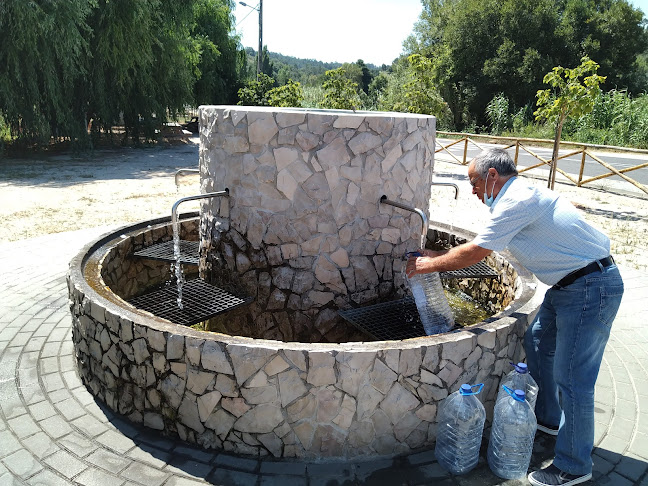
[172, 219, 185, 309]
[446, 197, 457, 232]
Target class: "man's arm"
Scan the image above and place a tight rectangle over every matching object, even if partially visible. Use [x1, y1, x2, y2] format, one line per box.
[406, 242, 492, 277]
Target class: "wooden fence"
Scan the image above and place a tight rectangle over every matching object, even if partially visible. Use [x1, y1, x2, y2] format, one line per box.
[436, 132, 648, 196]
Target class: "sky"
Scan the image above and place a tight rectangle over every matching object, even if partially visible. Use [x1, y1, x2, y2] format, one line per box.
[233, 0, 423, 66]
[233, 0, 648, 67]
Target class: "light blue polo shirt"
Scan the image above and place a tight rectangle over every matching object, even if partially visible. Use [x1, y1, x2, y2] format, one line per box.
[473, 177, 610, 286]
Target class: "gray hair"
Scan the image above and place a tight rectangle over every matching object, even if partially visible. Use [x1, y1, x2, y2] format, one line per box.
[471, 148, 518, 178]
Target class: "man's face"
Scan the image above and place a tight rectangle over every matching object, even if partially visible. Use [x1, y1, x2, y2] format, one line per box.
[467, 163, 486, 204]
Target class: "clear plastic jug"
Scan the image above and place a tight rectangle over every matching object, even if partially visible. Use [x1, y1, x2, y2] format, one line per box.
[496, 362, 539, 411]
[435, 383, 486, 475]
[487, 386, 537, 479]
[405, 252, 454, 335]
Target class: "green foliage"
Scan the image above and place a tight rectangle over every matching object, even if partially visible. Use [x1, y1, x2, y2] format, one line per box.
[302, 86, 326, 108]
[0, 0, 243, 147]
[192, 0, 242, 105]
[535, 56, 606, 187]
[486, 93, 510, 135]
[0, 0, 92, 144]
[407, 0, 648, 130]
[237, 73, 276, 106]
[535, 57, 606, 125]
[267, 80, 304, 108]
[320, 68, 362, 110]
[563, 91, 648, 149]
[394, 54, 447, 117]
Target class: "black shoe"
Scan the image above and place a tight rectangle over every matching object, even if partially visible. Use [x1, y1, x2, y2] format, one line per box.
[537, 421, 559, 436]
[528, 464, 592, 486]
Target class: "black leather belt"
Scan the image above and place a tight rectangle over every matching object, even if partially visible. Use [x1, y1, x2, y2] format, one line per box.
[553, 256, 615, 289]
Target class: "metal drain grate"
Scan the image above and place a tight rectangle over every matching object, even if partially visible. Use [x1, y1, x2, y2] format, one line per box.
[440, 261, 499, 279]
[339, 297, 428, 341]
[133, 240, 200, 265]
[127, 278, 252, 326]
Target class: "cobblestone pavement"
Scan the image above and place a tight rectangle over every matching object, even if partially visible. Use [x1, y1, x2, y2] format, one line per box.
[1, 225, 647, 485]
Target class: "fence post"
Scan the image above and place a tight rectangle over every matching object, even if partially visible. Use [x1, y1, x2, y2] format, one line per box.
[578, 149, 587, 186]
[514, 141, 520, 167]
[463, 137, 469, 164]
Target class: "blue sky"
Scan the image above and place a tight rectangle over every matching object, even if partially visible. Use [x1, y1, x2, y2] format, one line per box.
[233, 0, 648, 67]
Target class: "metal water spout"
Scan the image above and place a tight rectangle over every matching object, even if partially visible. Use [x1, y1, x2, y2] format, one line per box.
[171, 189, 230, 309]
[431, 181, 459, 199]
[171, 189, 229, 229]
[380, 195, 428, 249]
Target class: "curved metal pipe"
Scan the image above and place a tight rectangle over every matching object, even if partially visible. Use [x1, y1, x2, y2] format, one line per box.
[380, 195, 428, 249]
[431, 181, 459, 199]
[171, 189, 229, 229]
[174, 168, 200, 188]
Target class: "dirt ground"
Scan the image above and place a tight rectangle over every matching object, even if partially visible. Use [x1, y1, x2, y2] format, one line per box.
[1, 138, 647, 272]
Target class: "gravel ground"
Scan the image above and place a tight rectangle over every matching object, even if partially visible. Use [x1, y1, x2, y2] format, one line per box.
[1, 138, 646, 271]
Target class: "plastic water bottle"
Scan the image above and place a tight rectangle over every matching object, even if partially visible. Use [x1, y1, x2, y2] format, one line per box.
[435, 383, 486, 475]
[405, 252, 454, 335]
[496, 362, 539, 411]
[487, 386, 537, 479]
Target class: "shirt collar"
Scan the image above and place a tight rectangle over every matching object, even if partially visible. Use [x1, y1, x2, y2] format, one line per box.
[489, 176, 517, 213]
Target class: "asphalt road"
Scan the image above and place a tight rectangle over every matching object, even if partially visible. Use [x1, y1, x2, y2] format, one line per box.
[436, 137, 648, 187]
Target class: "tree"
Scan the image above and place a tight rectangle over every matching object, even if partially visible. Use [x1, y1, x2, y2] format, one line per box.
[320, 68, 361, 110]
[87, 0, 201, 144]
[268, 80, 304, 107]
[0, 0, 92, 144]
[192, 0, 243, 106]
[237, 73, 276, 105]
[406, 0, 646, 129]
[535, 57, 606, 189]
[395, 54, 447, 116]
[356, 59, 373, 94]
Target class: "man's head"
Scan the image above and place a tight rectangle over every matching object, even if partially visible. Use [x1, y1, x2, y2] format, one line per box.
[467, 148, 518, 205]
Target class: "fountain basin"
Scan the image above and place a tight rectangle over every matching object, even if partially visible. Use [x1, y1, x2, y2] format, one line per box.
[68, 216, 542, 459]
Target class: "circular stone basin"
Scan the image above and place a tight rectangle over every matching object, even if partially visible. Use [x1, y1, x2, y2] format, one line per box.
[68, 217, 542, 460]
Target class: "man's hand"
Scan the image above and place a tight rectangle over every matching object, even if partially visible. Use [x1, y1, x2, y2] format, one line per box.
[405, 243, 492, 278]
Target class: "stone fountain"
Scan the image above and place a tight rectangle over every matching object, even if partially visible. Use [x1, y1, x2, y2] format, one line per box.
[68, 106, 542, 459]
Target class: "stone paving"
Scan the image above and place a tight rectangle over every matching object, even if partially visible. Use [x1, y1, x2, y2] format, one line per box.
[1, 225, 648, 485]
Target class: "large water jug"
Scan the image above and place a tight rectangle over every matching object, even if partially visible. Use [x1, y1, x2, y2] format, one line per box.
[405, 252, 454, 335]
[496, 362, 539, 411]
[487, 386, 537, 479]
[435, 383, 486, 475]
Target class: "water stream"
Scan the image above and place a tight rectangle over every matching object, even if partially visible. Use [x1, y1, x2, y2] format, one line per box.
[172, 220, 185, 309]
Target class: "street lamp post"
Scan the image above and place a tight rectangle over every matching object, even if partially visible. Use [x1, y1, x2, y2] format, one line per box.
[239, 1, 263, 79]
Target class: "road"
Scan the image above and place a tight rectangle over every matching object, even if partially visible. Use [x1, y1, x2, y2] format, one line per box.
[436, 137, 648, 188]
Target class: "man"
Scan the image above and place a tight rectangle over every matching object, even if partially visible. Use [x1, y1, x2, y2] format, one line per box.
[406, 148, 624, 486]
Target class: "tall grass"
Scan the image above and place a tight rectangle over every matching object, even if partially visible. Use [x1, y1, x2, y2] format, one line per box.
[489, 91, 648, 149]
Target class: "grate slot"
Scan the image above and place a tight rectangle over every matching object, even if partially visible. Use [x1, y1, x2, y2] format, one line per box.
[133, 240, 200, 265]
[440, 261, 499, 279]
[127, 278, 252, 326]
[339, 297, 429, 341]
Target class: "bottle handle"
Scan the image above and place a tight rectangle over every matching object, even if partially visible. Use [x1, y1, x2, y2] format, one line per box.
[404, 251, 422, 260]
[502, 385, 525, 402]
[459, 383, 484, 396]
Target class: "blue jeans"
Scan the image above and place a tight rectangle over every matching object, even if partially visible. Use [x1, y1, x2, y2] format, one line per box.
[524, 263, 624, 475]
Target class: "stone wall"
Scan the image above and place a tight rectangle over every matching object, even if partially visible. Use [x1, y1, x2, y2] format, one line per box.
[100, 218, 199, 300]
[199, 107, 436, 343]
[68, 219, 543, 460]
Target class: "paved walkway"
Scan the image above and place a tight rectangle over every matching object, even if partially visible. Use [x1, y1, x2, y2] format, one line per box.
[1, 226, 647, 485]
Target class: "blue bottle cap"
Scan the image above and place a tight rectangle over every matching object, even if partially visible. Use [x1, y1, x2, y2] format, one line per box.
[514, 389, 525, 400]
[460, 384, 472, 394]
[512, 362, 528, 374]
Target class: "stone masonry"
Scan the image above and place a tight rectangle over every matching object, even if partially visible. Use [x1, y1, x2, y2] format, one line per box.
[199, 107, 436, 343]
[68, 218, 541, 460]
